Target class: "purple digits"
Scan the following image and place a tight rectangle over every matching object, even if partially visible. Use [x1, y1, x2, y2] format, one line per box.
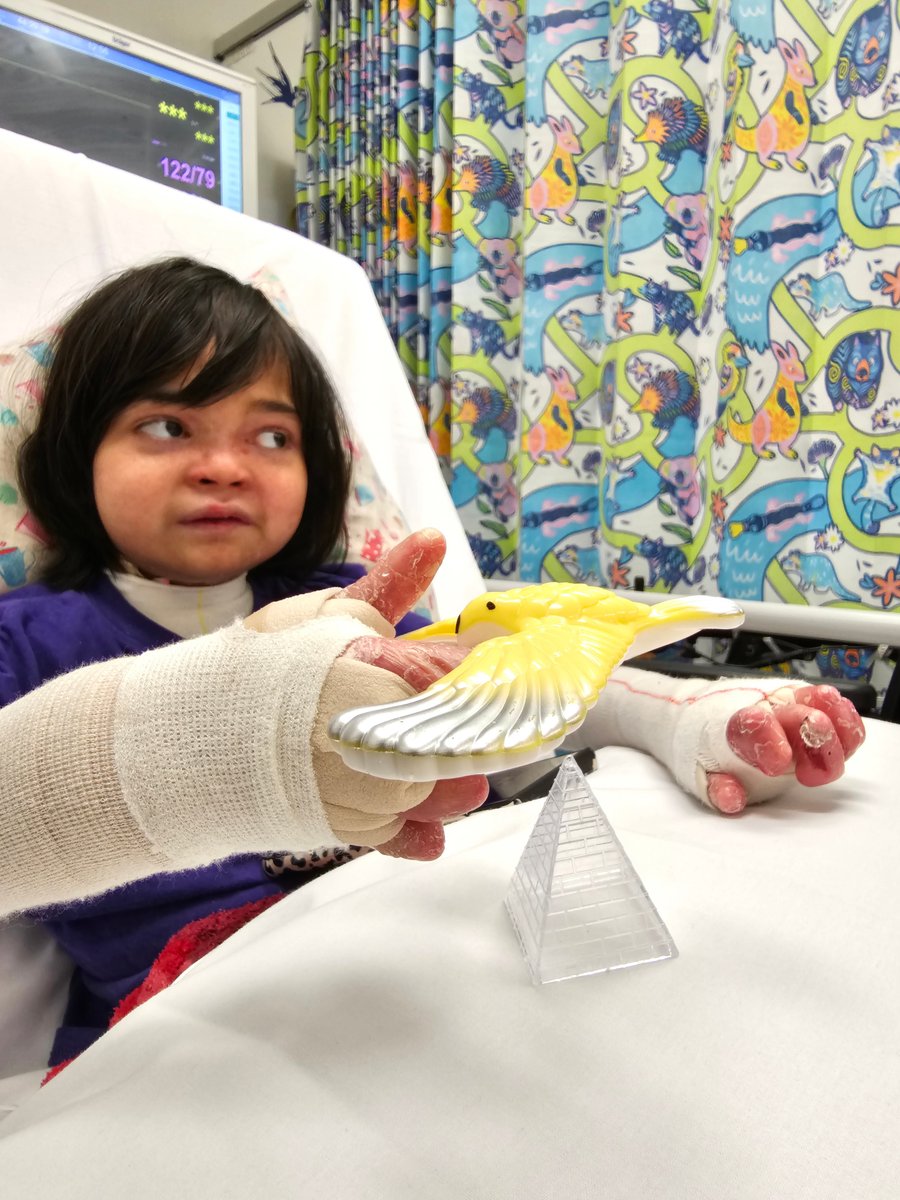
[158, 158, 217, 189]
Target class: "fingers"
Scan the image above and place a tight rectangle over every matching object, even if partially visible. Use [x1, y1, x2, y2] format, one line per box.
[341, 529, 447, 625]
[404, 775, 490, 821]
[342, 636, 466, 691]
[374, 775, 489, 862]
[706, 771, 748, 815]
[378, 820, 446, 861]
[789, 685, 866, 759]
[774, 703, 846, 786]
[726, 705, 794, 776]
[725, 692, 856, 791]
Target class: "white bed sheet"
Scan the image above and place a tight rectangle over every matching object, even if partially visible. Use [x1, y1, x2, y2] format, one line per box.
[0, 130, 482, 617]
[0, 718, 896, 1199]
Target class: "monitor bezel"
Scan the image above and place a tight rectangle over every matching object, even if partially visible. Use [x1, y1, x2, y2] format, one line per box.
[0, 0, 260, 217]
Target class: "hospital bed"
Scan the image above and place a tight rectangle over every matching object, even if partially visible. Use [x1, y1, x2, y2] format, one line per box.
[0, 130, 897, 1199]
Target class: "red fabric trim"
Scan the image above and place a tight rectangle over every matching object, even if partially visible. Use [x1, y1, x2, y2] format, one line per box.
[42, 892, 284, 1084]
[41, 1057, 75, 1086]
[111, 893, 284, 1026]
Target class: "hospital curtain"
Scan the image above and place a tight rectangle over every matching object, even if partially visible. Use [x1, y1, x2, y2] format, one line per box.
[295, 0, 900, 627]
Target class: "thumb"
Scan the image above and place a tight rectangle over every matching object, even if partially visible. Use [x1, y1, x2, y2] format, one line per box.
[341, 528, 447, 625]
[705, 771, 748, 815]
[243, 529, 447, 636]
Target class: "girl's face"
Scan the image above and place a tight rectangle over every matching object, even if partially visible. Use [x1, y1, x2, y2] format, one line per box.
[92, 361, 308, 586]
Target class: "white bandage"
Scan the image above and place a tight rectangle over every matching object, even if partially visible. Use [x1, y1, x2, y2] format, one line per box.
[114, 615, 373, 862]
[1, 655, 168, 913]
[0, 600, 432, 916]
[567, 667, 804, 807]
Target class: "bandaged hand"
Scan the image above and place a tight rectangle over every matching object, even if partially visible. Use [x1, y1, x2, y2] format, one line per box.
[247, 529, 489, 860]
[707, 682, 865, 813]
[568, 669, 866, 815]
[0, 531, 487, 914]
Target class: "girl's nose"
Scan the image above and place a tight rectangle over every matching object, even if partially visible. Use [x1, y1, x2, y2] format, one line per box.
[189, 446, 249, 486]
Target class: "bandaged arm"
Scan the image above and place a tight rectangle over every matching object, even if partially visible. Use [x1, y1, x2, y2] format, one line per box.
[0, 592, 430, 917]
[565, 665, 803, 806]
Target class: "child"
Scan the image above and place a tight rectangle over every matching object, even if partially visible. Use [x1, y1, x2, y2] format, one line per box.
[0, 257, 864, 1074]
[2, 257, 486, 1071]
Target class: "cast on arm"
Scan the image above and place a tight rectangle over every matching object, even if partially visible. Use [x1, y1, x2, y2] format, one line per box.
[565, 665, 866, 813]
[0, 590, 458, 918]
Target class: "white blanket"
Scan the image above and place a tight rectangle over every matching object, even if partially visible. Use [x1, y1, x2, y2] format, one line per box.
[1, 719, 897, 1199]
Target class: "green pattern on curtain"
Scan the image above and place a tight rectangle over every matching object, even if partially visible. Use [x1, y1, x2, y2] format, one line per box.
[295, 0, 900, 638]
[295, 0, 456, 456]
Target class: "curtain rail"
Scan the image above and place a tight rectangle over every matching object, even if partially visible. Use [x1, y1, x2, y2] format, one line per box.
[213, 0, 310, 61]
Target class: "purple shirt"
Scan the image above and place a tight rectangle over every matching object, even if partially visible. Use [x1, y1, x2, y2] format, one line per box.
[1, 566, 426, 1064]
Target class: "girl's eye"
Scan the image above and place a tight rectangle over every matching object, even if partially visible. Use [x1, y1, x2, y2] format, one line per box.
[258, 430, 290, 449]
[141, 418, 185, 440]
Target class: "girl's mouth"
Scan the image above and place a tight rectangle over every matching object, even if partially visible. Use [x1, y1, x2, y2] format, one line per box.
[182, 507, 251, 526]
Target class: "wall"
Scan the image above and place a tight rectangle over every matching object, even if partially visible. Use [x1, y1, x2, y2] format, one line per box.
[220, 13, 315, 230]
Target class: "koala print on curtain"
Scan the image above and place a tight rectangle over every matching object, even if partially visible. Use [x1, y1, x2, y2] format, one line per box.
[449, 0, 900, 623]
[294, 0, 900, 621]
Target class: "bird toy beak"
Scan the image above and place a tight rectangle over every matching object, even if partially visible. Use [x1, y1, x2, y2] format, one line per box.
[400, 617, 459, 640]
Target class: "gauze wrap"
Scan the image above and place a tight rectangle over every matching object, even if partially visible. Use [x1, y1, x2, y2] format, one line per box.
[0, 591, 431, 917]
[567, 667, 805, 806]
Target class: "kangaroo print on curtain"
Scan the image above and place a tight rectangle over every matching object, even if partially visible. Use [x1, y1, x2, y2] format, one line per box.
[295, 0, 900, 618]
[450, 0, 900, 616]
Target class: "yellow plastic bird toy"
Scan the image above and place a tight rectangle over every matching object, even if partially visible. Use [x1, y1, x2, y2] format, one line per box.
[329, 583, 744, 781]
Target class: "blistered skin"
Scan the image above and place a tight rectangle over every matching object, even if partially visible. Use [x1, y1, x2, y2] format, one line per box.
[711, 684, 867, 814]
[339, 529, 489, 859]
[344, 527, 448, 627]
[344, 636, 466, 694]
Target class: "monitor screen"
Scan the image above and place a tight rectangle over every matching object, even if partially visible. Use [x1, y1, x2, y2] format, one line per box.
[0, 0, 258, 214]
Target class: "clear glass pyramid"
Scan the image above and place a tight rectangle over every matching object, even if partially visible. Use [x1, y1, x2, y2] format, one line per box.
[505, 756, 678, 985]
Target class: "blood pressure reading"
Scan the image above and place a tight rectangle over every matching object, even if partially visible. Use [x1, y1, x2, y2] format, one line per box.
[159, 158, 217, 190]
[0, 15, 230, 208]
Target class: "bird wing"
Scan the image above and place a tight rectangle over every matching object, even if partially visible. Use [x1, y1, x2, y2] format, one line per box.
[328, 616, 637, 781]
[619, 593, 744, 658]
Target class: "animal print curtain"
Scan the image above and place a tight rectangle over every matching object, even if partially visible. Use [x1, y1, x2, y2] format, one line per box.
[295, 0, 900, 634]
[294, 0, 455, 447]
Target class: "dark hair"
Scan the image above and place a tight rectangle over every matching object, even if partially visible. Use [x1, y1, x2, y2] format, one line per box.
[19, 257, 351, 589]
